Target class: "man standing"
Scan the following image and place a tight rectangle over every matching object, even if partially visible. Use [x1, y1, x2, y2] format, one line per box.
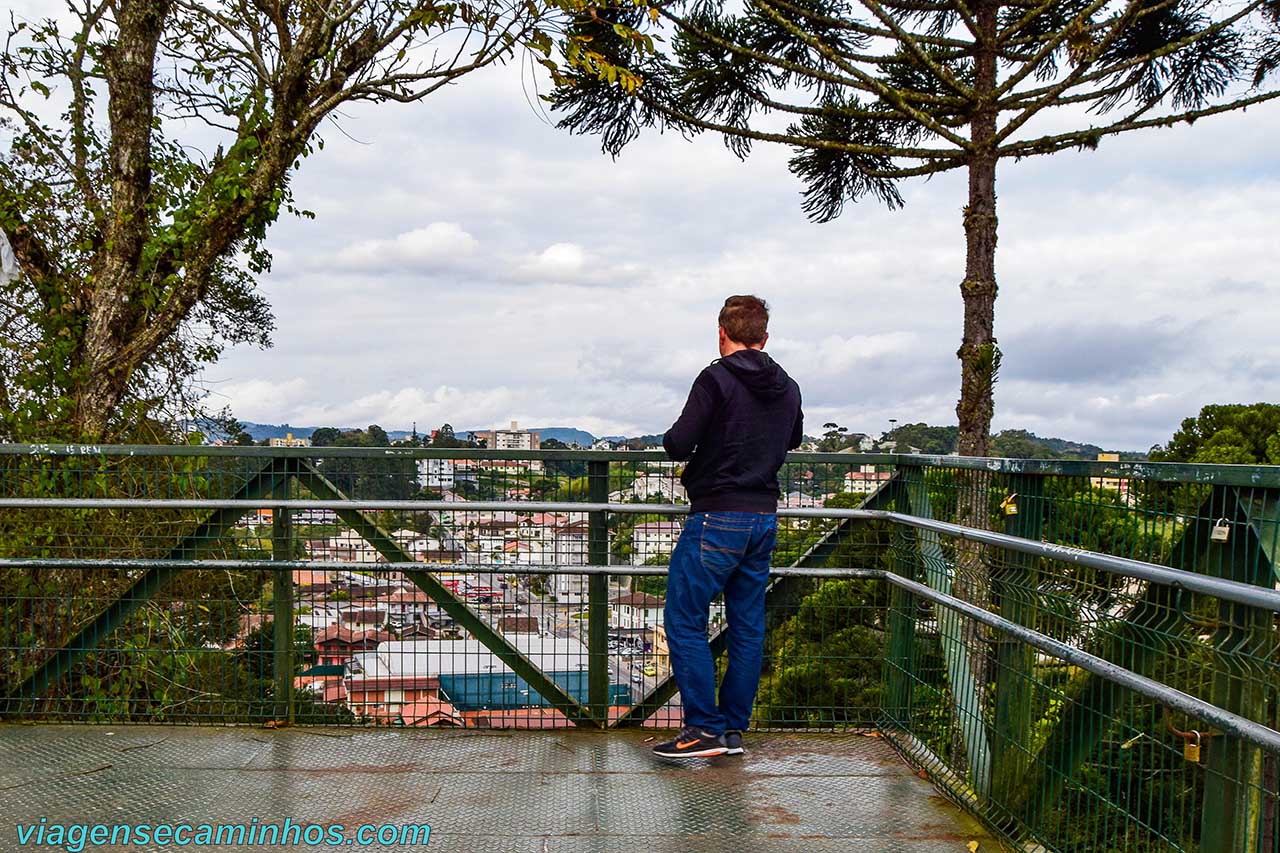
[652, 295, 803, 759]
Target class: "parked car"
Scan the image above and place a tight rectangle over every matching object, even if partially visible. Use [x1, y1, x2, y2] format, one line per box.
[642, 665, 657, 677]
[631, 674, 643, 683]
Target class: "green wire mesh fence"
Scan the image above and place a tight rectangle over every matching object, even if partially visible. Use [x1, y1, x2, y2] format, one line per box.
[0, 445, 1276, 852]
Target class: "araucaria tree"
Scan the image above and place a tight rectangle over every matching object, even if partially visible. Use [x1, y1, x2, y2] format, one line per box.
[0, 0, 597, 441]
[553, 0, 1280, 456]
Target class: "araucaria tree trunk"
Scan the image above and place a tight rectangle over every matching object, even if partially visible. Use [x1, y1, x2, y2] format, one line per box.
[956, 0, 1000, 461]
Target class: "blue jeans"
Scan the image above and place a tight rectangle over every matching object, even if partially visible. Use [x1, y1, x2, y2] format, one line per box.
[664, 511, 777, 735]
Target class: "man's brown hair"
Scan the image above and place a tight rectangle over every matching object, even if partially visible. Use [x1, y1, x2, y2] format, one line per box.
[718, 295, 770, 346]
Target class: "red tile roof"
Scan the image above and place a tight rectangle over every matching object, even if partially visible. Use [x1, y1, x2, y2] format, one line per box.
[611, 591, 664, 607]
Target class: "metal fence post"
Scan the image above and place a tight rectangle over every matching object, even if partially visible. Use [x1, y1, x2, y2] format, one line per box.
[271, 468, 295, 724]
[990, 472, 1045, 805]
[884, 476, 917, 728]
[1201, 485, 1276, 853]
[587, 459, 610, 724]
[900, 462, 993, 798]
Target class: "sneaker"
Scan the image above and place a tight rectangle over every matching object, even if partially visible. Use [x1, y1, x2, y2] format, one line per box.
[724, 730, 745, 756]
[652, 726, 728, 759]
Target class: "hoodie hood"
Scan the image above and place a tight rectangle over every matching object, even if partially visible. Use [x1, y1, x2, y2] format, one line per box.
[719, 349, 791, 400]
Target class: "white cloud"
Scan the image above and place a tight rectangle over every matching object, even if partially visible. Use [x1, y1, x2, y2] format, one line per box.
[209, 378, 310, 423]
[333, 222, 478, 273]
[522, 242, 587, 279]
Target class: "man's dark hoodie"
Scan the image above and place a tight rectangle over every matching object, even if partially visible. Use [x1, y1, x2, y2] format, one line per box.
[663, 349, 803, 514]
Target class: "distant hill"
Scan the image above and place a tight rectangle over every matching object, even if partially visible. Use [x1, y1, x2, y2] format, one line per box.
[531, 427, 596, 447]
[600, 433, 664, 448]
[215, 421, 319, 442]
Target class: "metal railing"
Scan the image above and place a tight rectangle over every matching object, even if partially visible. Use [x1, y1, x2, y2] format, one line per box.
[0, 444, 1277, 852]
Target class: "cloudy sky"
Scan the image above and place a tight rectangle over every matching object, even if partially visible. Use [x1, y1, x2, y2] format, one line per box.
[13, 4, 1280, 450]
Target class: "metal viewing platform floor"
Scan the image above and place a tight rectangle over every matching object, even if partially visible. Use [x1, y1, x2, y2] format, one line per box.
[0, 725, 996, 852]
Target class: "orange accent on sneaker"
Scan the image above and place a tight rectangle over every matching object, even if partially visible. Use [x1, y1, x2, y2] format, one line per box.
[676, 739, 700, 749]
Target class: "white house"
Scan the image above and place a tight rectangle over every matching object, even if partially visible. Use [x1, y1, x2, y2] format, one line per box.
[612, 592, 664, 629]
[385, 588, 436, 627]
[631, 522, 681, 565]
[474, 517, 519, 558]
[297, 606, 338, 632]
[316, 530, 381, 563]
[553, 574, 588, 603]
[780, 490, 825, 508]
[551, 520, 589, 566]
[417, 458, 455, 489]
[844, 467, 894, 495]
[629, 474, 687, 503]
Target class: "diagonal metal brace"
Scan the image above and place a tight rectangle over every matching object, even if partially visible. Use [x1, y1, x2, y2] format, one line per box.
[292, 460, 598, 728]
[4, 456, 295, 714]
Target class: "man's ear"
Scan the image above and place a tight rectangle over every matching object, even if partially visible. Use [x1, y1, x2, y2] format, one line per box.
[760, 332, 769, 349]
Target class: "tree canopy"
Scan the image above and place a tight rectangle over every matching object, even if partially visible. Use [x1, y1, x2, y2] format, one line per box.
[1150, 402, 1280, 464]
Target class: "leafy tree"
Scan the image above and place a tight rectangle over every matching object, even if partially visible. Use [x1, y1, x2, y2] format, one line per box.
[633, 566, 668, 597]
[553, 0, 1280, 457]
[0, 0, 635, 441]
[990, 428, 1056, 459]
[1149, 402, 1280, 464]
[308, 427, 343, 448]
[886, 422, 959, 455]
[756, 579, 885, 726]
[307, 425, 416, 498]
[430, 423, 460, 448]
[195, 409, 258, 446]
[366, 424, 390, 448]
[542, 437, 588, 477]
[818, 421, 853, 452]
[229, 425, 255, 447]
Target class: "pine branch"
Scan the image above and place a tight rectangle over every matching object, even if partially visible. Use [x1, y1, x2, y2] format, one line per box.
[766, 0, 974, 49]
[662, 7, 967, 109]
[749, 0, 973, 147]
[994, 0, 1146, 144]
[998, 87, 1280, 156]
[855, 0, 975, 98]
[997, 0, 1266, 104]
[633, 85, 959, 160]
[992, 0, 1125, 102]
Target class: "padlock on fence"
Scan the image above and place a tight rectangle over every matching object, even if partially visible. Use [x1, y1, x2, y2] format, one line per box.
[1183, 730, 1201, 763]
[1210, 518, 1230, 543]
